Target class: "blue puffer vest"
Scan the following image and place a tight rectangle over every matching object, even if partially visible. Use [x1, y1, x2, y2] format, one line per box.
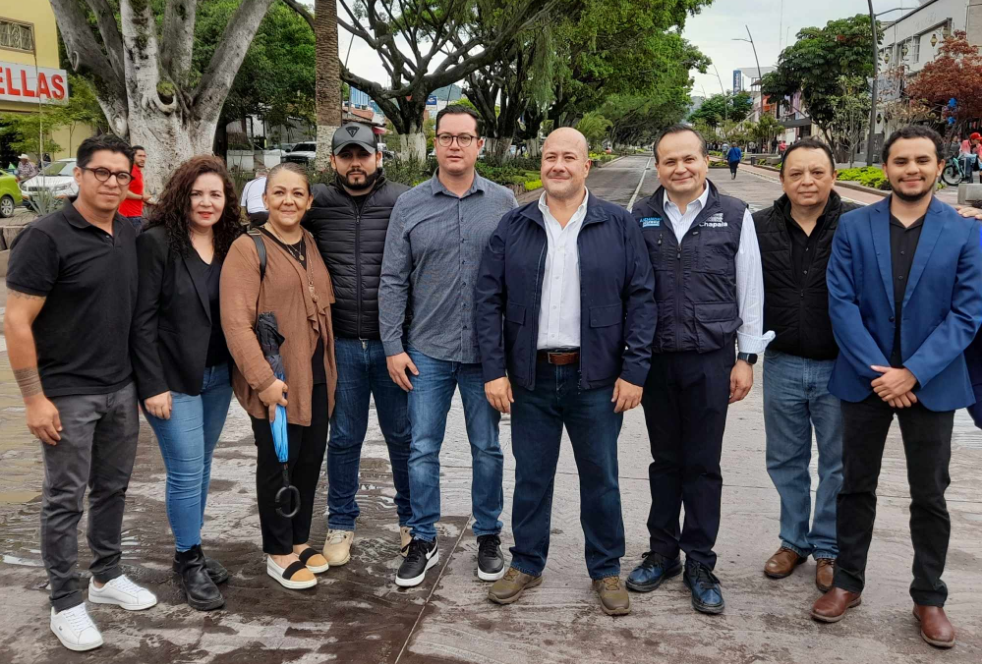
[632, 181, 746, 353]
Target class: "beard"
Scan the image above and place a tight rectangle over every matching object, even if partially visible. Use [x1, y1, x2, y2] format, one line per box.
[340, 168, 381, 192]
[890, 179, 933, 203]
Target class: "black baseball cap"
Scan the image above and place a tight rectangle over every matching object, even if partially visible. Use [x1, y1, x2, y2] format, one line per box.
[333, 123, 378, 155]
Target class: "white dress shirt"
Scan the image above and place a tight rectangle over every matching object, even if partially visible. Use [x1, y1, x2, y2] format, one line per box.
[537, 189, 590, 350]
[662, 186, 774, 354]
[240, 176, 267, 213]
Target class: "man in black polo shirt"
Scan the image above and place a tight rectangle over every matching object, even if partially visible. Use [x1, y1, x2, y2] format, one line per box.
[5, 135, 157, 653]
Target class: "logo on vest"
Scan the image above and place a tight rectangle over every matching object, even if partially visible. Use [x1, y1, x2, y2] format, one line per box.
[700, 212, 727, 228]
[640, 216, 661, 228]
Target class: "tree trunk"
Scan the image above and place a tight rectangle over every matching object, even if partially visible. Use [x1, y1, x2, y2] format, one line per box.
[400, 130, 427, 162]
[315, 0, 342, 171]
[526, 138, 541, 158]
[128, 108, 217, 194]
[491, 136, 513, 160]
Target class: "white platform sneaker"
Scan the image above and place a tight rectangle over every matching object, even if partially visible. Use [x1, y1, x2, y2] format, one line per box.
[88, 575, 158, 611]
[50, 605, 104, 652]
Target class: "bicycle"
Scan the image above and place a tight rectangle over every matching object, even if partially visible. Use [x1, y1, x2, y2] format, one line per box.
[941, 154, 977, 186]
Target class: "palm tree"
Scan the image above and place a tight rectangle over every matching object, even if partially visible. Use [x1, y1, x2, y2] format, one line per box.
[315, 0, 342, 171]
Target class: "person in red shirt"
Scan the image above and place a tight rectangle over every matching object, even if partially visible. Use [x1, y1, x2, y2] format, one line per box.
[118, 146, 151, 233]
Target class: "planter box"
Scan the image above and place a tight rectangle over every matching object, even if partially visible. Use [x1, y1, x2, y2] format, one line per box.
[257, 150, 283, 169]
[227, 150, 255, 172]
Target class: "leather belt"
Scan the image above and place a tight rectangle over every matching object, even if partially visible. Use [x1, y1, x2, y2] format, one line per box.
[536, 349, 580, 366]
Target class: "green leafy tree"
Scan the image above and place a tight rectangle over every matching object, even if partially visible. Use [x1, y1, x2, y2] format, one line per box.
[48, 75, 107, 155]
[576, 112, 612, 148]
[688, 92, 753, 127]
[0, 112, 62, 158]
[747, 113, 783, 149]
[761, 14, 877, 152]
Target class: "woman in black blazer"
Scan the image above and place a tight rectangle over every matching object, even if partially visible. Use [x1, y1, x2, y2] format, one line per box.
[131, 156, 242, 611]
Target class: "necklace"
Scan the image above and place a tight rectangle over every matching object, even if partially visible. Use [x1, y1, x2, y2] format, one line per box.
[264, 225, 318, 303]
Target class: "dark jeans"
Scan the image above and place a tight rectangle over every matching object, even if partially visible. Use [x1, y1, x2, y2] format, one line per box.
[327, 338, 412, 530]
[642, 346, 734, 569]
[509, 362, 624, 579]
[834, 395, 953, 606]
[41, 383, 140, 612]
[251, 383, 329, 555]
[728, 161, 739, 175]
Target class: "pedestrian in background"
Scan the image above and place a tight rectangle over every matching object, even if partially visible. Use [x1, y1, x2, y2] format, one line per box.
[379, 105, 518, 588]
[812, 127, 982, 649]
[5, 135, 156, 652]
[132, 156, 243, 611]
[240, 165, 269, 227]
[628, 125, 773, 615]
[753, 138, 861, 593]
[476, 128, 656, 616]
[119, 146, 152, 234]
[221, 163, 336, 591]
[727, 143, 743, 179]
[303, 123, 413, 566]
[15, 153, 38, 182]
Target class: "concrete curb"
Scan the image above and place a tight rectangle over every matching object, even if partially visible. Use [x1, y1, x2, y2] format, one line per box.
[834, 180, 889, 198]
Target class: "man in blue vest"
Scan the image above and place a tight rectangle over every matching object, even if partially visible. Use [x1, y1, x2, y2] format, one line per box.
[626, 124, 773, 614]
[475, 128, 656, 616]
[811, 126, 982, 649]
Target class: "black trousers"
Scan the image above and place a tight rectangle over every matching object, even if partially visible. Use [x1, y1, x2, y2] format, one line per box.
[728, 162, 739, 175]
[834, 395, 953, 606]
[251, 383, 329, 555]
[641, 346, 734, 568]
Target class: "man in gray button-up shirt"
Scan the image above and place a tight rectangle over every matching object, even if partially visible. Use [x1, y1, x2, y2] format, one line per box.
[380, 105, 517, 589]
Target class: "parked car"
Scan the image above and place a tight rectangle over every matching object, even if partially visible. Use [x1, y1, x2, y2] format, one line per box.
[284, 142, 316, 165]
[0, 171, 23, 218]
[20, 159, 78, 209]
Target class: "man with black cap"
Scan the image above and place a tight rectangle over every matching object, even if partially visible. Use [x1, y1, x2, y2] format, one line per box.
[303, 123, 413, 567]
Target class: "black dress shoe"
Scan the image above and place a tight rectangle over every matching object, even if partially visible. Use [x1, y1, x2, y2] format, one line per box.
[477, 535, 505, 582]
[176, 546, 225, 611]
[173, 550, 229, 585]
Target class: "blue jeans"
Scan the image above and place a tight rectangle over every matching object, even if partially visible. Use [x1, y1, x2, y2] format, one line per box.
[406, 347, 503, 542]
[145, 364, 233, 552]
[762, 350, 843, 559]
[510, 362, 624, 579]
[328, 338, 412, 530]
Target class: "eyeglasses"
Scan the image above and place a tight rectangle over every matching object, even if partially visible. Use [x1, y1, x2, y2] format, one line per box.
[436, 133, 477, 148]
[81, 167, 132, 186]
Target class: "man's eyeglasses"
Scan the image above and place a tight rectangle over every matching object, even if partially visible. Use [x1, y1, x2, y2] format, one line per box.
[81, 167, 132, 186]
[436, 133, 477, 148]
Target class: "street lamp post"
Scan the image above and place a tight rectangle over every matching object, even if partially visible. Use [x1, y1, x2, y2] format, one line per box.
[866, 0, 879, 166]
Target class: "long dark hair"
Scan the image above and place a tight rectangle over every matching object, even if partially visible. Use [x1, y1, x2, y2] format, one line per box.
[146, 156, 242, 260]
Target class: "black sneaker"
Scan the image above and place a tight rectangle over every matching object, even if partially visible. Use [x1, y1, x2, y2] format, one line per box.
[396, 538, 439, 588]
[477, 534, 505, 581]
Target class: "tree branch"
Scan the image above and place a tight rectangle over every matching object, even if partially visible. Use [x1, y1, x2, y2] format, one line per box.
[195, 0, 278, 121]
[280, 0, 314, 30]
[161, 0, 199, 87]
[83, 0, 126, 79]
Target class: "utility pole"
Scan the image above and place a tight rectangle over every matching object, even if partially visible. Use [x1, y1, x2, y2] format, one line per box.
[866, 0, 879, 166]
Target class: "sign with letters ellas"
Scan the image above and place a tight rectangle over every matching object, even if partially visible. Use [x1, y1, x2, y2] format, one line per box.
[0, 62, 68, 104]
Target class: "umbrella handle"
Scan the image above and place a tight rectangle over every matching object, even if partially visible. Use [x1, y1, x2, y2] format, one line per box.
[275, 465, 301, 518]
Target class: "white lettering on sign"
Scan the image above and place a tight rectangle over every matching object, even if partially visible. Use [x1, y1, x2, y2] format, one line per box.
[0, 62, 68, 104]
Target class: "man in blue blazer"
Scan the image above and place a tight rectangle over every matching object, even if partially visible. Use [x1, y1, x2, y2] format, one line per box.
[811, 127, 982, 649]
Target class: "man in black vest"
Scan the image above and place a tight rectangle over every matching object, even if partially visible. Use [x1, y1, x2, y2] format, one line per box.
[753, 138, 862, 594]
[303, 123, 412, 566]
[627, 125, 773, 614]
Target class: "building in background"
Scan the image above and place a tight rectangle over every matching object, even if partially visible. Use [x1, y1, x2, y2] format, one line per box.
[0, 1, 94, 165]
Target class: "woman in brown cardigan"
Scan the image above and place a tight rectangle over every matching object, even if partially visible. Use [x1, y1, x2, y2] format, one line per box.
[220, 163, 337, 590]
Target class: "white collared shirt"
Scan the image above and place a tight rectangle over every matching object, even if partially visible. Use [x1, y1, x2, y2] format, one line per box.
[537, 189, 590, 350]
[662, 185, 774, 354]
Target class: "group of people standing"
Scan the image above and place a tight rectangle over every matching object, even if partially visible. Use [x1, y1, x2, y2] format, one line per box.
[7, 108, 982, 653]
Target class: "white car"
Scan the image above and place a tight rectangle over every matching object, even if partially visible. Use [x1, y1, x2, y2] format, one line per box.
[283, 142, 316, 166]
[21, 159, 78, 204]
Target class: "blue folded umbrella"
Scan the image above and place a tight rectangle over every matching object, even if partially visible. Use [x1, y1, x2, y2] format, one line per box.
[256, 312, 300, 518]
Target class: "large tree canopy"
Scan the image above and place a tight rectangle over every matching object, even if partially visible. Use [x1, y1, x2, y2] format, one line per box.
[905, 31, 982, 134]
[687, 92, 752, 127]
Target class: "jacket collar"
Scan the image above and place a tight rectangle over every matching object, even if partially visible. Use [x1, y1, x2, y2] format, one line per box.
[519, 189, 609, 228]
[651, 179, 722, 217]
[429, 171, 487, 198]
[773, 190, 842, 226]
[330, 171, 387, 200]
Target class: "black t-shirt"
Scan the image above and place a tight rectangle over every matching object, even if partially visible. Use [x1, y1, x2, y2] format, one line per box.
[186, 250, 230, 368]
[782, 200, 829, 288]
[889, 214, 926, 367]
[259, 228, 327, 384]
[7, 201, 138, 396]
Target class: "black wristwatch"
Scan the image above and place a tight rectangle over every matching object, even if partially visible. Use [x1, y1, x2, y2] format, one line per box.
[737, 352, 758, 365]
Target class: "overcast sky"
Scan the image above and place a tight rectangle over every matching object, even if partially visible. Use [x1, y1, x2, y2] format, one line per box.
[311, 1, 917, 100]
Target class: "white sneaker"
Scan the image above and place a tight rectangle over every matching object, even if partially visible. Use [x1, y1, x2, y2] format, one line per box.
[88, 575, 158, 611]
[50, 605, 103, 652]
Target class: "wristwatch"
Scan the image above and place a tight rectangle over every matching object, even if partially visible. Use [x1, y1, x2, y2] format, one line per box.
[737, 352, 758, 365]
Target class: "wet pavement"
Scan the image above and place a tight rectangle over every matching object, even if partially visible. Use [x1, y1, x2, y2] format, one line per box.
[1, 157, 981, 662]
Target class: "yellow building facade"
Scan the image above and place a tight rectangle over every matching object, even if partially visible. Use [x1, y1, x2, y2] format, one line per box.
[0, 1, 95, 161]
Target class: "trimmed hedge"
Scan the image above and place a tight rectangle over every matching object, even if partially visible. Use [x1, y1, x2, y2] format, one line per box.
[837, 166, 889, 190]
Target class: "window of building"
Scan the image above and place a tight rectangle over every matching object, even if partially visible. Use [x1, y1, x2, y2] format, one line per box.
[0, 20, 34, 54]
[911, 37, 920, 63]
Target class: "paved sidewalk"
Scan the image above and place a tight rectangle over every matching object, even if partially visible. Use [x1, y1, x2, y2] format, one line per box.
[0, 158, 980, 663]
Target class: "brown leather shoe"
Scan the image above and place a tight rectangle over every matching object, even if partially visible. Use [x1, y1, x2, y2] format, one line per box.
[592, 576, 630, 616]
[913, 605, 956, 648]
[811, 588, 862, 623]
[764, 547, 806, 579]
[815, 559, 835, 593]
[488, 568, 542, 605]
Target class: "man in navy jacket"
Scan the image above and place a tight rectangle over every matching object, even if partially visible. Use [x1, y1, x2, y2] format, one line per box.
[812, 127, 982, 649]
[475, 128, 655, 616]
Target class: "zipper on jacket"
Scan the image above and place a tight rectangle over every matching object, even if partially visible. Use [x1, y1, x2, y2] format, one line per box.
[355, 210, 362, 339]
[529, 236, 547, 390]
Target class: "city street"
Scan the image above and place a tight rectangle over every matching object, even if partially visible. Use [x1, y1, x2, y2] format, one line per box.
[1, 156, 981, 663]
